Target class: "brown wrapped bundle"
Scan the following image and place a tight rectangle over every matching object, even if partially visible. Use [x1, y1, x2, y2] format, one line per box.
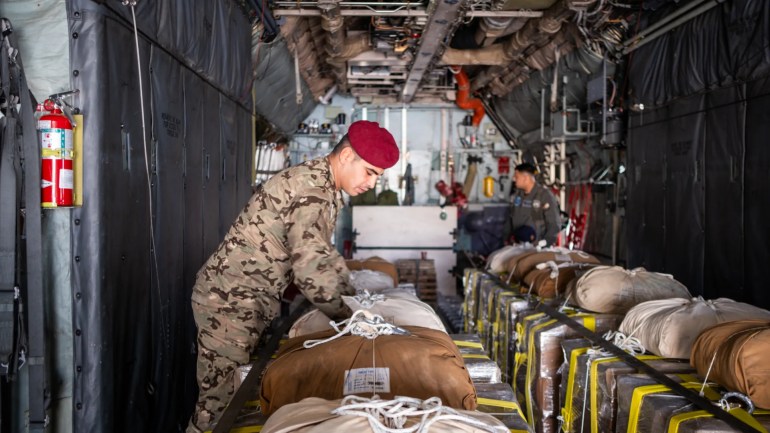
[691, 319, 770, 409]
[260, 326, 477, 415]
[345, 256, 398, 287]
[620, 298, 770, 359]
[510, 250, 600, 283]
[522, 263, 599, 298]
[503, 250, 539, 281]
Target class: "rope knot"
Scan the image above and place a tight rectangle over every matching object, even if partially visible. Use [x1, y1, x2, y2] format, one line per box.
[303, 310, 410, 349]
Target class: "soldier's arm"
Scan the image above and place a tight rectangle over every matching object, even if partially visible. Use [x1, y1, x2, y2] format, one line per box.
[542, 191, 561, 246]
[285, 194, 353, 320]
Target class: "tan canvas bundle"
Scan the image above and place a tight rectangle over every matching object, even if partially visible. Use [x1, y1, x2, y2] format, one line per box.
[691, 319, 770, 409]
[574, 266, 691, 314]
[509, 250, 599, 283]
[261, 397, 508, 433]
[620, 297, 770, 359]
[288, 289, 446, 337]
[346, 256, 398, 287]
[260, 326, 477, 415]
[486, 244, 535, 274]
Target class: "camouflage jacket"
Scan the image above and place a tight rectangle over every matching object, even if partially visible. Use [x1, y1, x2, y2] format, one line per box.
[191, 157, 352, 319]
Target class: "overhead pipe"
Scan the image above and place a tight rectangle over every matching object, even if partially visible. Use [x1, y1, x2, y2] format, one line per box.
[622, 0, 720, 55]
[622, 0, 709, 49]
[451, 67, 485, 127]
[319, 0, 345, 57]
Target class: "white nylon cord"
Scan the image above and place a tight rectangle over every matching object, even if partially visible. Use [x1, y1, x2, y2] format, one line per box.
[587, 330, 646, 357]
[354, 290, 387, 308]
[126, 2, 165, 360]
[332, 395, 508, 433]
[303, 310, 410, 349]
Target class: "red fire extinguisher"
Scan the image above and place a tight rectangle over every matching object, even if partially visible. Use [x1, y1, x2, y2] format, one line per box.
[38, 99, 74, 207]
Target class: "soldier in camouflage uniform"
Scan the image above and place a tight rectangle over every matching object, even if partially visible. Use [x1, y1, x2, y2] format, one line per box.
[187, 120, 400, 433]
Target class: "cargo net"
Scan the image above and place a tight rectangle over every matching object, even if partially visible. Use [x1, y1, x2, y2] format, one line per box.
[332, 395, 508, 433]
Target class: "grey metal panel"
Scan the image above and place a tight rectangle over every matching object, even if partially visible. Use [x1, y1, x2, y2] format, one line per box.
[202, 84, 223, 258]
[253, 37, 317, 134]
[70, 0, 252, 108]
[70, 12, 154, 432]
[704, 85, 745, 301]
[149, 46, 188, 430]
[219, 94, 239, 237]
[663, 96, 705, 292]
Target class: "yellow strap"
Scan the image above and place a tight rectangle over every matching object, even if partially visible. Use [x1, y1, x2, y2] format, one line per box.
[205, 426, 262, 433]
[525, 312, 587, 425]
[477, 397, 527, 419]
[561, 347, 590, 432]
[462, 354, 491, 359]
[589, 354, 661, 433]
[454, 340, 484, 349]
[41, 148, 74, 157]
[668, 408, 768, 433]
[513, 352, 526, 392]
[244, 399, 259, 407]
[626, 382, 719, 433]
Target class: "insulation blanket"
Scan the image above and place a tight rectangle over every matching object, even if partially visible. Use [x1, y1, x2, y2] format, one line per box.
[620, 297, 770, 359]
[259, 326, 477, 415]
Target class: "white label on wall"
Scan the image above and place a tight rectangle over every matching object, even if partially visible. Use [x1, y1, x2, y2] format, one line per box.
[343, 368, 390, 395]
[59, 169, 74, 189]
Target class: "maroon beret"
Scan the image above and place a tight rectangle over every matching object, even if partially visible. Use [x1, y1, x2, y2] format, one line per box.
[347, 120, 400, 169]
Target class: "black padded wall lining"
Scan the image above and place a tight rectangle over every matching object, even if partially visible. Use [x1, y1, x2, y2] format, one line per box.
[626, 0, 770, 308]
[627, 80, 770, 309]
[69, 4, 254, 432]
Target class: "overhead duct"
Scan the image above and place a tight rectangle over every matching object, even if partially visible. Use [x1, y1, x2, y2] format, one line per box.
[474, 0, 556, 46]
[452, 67, 485, 127]
[281, 17, 334, 99]
[439, 0, 574, 67]
[488, 24, 579, 96]
[319, 0, 345, 57]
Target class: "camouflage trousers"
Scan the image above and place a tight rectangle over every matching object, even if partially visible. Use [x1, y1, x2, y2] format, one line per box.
[186, 292, 280, 433]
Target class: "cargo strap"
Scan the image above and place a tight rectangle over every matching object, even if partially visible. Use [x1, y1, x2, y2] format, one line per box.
[1, 18, 46, 430]
[626, 377, 720, 433]
[525, 312, 594, 426]
[212, 299, 311, 433]
[483, 270, 764, 433]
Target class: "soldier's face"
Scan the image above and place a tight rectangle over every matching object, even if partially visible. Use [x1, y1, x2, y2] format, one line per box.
[514, 170, 534, 190]
[338, 147, 384, 196]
